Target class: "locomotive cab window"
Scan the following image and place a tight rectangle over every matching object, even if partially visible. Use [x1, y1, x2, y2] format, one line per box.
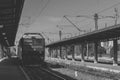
[33, 39, 44, 46]
[23, 39, 33, 45]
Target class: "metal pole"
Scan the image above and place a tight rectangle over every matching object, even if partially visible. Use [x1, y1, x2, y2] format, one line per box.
[94, 13, 98, 30]
[114, 8, 118, 25]
[59, 30, 62, 40]
[113, 39, 118, 66]
[86, 43, 89, 59]
[94, 41, 98, 63]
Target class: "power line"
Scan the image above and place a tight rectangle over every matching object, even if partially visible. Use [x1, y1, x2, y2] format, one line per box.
[63, 15, 86, 32]
[20, 0, 44, 25]
[62, 15, 94, 30]
[29, 0, 50, 25]
[37, 0, 50, 17]
[97, 1, 120, 14]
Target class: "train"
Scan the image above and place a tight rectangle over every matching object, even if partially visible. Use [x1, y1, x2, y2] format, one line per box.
[17, 33, 45, 65]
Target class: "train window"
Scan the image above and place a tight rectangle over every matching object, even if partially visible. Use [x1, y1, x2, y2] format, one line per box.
[24, 39, 32, 42]
[23, 34, 43, 38]
[23, 39, 32, 45]
[33, 39, 43, 46]
[23, 38, 44, 46]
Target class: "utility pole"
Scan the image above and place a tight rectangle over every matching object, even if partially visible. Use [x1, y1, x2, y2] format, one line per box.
[114, 8, 119, 25]
[59, 30, 62, 40]
[56, 25, 73, 39]
[56, 25, 62, 40]
[94, 13, 99, 30]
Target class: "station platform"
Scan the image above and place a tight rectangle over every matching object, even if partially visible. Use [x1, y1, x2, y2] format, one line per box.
[46, 58, 120, 73]
[0, 57, 27, 80]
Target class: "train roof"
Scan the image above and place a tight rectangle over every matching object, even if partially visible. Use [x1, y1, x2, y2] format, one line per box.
[22, 33, 44, 39]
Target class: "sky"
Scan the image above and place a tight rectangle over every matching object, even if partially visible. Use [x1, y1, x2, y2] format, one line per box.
[16, 0, 120, 43]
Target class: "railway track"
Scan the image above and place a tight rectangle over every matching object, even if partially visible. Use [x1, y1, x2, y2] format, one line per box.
[20, 65, 66, 80]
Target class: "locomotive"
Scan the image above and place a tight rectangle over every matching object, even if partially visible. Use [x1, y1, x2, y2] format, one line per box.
[17, 33, 45, 65]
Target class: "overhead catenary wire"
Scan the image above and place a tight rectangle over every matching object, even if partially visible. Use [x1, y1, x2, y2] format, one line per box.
[18, 0, 47, 29]
[68, 1, 120, 32]
[28, 0, 50, 25]
[97, 1, 120, 14]
[57, 15, 95, 34]
[63, 15, 93, 25]
[63, 15, 86, 32]
[37, 0, 50, 17]
[57, 1, 120, 37]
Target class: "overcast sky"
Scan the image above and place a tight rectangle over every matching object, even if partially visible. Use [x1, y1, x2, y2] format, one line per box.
[16, 0, 120, 43]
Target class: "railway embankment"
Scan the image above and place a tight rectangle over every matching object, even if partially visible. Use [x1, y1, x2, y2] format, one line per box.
[45, 58, 120, 80]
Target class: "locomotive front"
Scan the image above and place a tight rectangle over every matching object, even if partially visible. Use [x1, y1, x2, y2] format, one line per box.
[20, 33, 45, 65]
